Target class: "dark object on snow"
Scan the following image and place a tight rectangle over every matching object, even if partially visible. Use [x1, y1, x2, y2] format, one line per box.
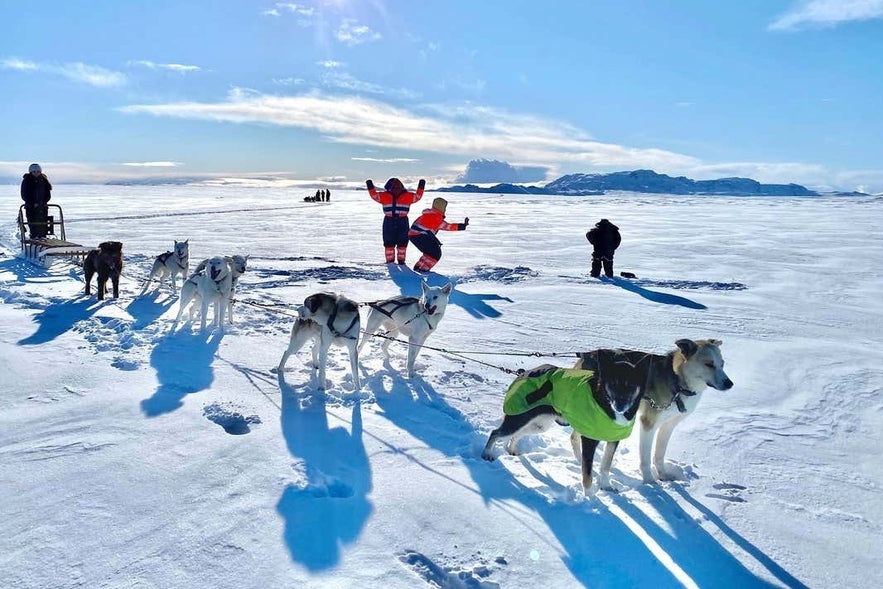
[586, 219, 621, 277]
[620, 271, 636, 279]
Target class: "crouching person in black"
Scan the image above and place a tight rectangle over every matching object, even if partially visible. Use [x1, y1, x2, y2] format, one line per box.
[21, 163, 52, 239]
[586, 218, 621, 278]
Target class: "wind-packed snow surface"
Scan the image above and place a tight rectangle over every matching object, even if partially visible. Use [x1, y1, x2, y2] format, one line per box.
[1, 186, 881, 588]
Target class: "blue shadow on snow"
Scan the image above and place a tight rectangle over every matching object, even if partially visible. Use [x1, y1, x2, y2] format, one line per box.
[600, 276, 707, 310]
[140, 330, 221, 417]
[125, 291, 176, 330]
[386, 265, 513, 319]
[362, 367, 798, 588]
[276, 373, 372, 571]
[18, 297, 100, 346]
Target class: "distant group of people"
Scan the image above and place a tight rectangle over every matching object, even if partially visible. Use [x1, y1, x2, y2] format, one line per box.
[21, 163, 52, 239]
[304, 188, 331, 203]
[367, 177, 468, 272]
[368, 176, 619, 277]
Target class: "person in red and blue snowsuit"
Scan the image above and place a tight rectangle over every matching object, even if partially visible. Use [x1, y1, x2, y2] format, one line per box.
[367, 177, 425, 264]
[408, 197, 469, 273]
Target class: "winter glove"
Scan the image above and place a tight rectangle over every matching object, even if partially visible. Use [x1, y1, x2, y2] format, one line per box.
[417, 179, 426, 191]
[366, 179, 375, 191]
[459, 217, 469, 230]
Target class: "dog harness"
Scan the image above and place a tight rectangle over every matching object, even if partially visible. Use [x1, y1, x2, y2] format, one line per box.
[367, 297, 433, 329]
[157, 250, 188, 271]
[325, 302, 359, 340]
[503, 366, 636, 441]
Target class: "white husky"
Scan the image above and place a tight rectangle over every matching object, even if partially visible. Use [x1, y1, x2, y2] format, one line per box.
[278, 292, 361, 390]
[173, 256, 232, 332]
[140, 240, 189, 294]
[358, 282, 452, 377]
[191, 254, 248, 324]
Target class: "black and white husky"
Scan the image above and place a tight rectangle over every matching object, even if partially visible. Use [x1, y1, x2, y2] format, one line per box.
[358, 282, 452, 378]
[140, 240, 189, 295]
[278, 292, 361, 390]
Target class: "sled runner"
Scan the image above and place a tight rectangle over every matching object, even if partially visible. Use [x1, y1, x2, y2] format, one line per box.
[17, 204, 94, 268]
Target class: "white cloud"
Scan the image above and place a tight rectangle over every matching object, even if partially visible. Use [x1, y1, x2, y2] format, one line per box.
[121, 161, 182, 167]
[128, 60, 201, 73]
[336, 19, 381, 46]
[352, 157, 421, 163]
[1, 57, 38, 71]
[262, 2, 314, 23]
[1, 57, 125, 87]
[317, 60, 343, 69]
[770, 0, 883, 30]
[118, 89, 700, 171]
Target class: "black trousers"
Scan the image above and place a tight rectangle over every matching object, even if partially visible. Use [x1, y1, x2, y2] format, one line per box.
[382, 216, 409, 247]
[409, 232, 442, 260]
[25, 205, 48, 238]
[591, 254, 613, 277]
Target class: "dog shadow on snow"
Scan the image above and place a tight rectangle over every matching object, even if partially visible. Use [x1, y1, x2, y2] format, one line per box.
[600, 276, 707, 310]
[275, 373, 372, 571]
[387, 266, 513, 319]
[364, 371, 799, 588]
[125, 291, 176, 330]
[140, 330, 222, 417]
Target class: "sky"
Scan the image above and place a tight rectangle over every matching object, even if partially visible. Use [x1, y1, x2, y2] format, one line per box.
[2, 187, 882, 587]
[2, 0, 883, 192]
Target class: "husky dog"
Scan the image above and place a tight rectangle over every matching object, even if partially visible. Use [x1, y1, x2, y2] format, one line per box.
[192, 254, 248, 323]
[173, 256, 232, 331]
[140, 240, 189, 295]
[84, 241, 124, 300]
[482, 339, 732, 493]
[278, 292, 361, 390]
[358, 281, 452, 377]
[576, 339, 733, 485]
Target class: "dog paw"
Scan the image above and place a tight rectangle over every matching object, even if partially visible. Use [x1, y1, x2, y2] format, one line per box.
[480, 451, 496, 461]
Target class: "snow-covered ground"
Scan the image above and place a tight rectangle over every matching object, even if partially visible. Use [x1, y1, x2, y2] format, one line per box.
[1, 186, 881, 588]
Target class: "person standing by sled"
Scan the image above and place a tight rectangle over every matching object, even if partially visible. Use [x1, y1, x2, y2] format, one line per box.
[367, 177, 425, 264]
[408, 197, 468, 273]
[586, 218, 621, 278]
[21, 163, 52, 239]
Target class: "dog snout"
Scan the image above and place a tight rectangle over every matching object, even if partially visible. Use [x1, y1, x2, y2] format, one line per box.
[426, 305, 437, 315]
[721, 378, 734, 390]
[211, 267, 221, 280]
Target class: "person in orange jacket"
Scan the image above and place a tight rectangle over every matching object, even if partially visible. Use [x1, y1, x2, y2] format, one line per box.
[367, 177, 425, 264]
[408, 197, 469, 272]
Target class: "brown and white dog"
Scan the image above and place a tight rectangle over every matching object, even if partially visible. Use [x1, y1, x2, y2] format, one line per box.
[574, 339, 733, 489]
[84, 241, 124, 300]
[482, 339, 733, 494]
[278, 292, 361, 390]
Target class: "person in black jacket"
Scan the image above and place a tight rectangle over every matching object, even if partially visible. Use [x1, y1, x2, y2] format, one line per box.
[21, 163, 52, 239]
[586, 218, 621, 278]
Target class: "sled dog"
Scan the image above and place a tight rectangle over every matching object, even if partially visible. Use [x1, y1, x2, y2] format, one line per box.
[576, 339, 733, 485]
[482, 339, 732, 493]
[358, 281, 452, 377]
[278, 292, 361, 390]
[84, 241, 124, 300]
[192, 254, 248, 323]
[173, 256, 232, 331]
[140, 240, 189, 295]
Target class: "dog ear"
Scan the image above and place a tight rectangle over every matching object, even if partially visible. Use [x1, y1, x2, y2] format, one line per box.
[442, 282, 452, 295]
[304, 294, 321, 314]
[708, 338, 723, 346]
[675, 339, 698, 357]
[421, 281, 429, 295]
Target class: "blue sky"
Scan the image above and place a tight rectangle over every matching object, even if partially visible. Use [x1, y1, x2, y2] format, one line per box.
[2, 0, 882, 191]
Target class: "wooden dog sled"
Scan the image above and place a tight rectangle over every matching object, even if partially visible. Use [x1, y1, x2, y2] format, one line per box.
[17, 204, 94, 268]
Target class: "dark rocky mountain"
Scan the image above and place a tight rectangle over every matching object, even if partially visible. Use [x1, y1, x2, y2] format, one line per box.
[439, 169, 819, 196]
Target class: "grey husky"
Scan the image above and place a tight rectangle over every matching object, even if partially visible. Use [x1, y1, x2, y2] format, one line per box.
[140, 239, 189, 294]
[278, 292, 361, 390]
[358, 281, 452, 377]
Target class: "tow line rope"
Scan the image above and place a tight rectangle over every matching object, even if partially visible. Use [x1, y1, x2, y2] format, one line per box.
[230, 297, 581, 375]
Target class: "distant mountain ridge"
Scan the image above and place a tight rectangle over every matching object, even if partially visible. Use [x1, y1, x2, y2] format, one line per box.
[439, 169, 819, 196]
